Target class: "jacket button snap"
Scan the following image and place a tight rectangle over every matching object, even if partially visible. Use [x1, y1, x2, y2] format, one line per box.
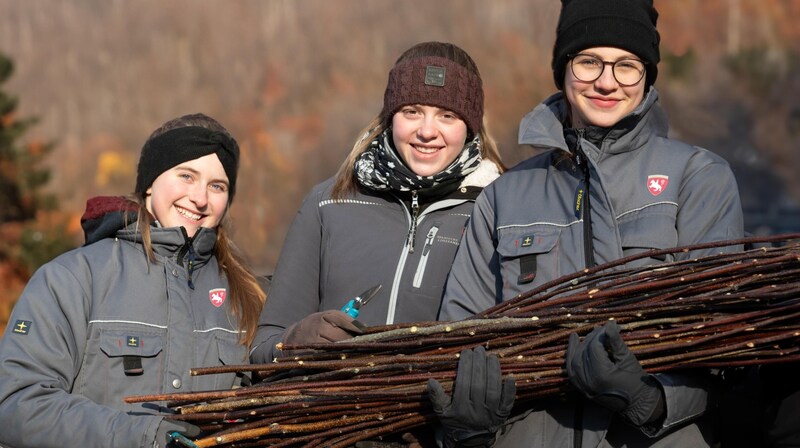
[172, 378, 182, 389]
[172, 269, 179, 277]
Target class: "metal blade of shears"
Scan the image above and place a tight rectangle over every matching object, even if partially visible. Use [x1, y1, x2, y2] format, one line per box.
[341, 284, 382, 318]
[354, 284, 382, 310]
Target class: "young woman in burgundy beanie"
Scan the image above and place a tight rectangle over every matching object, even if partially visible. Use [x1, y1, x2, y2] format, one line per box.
[434, 0, 744, 447]
[251, 40, 504, 353]
[250, 40, 504, 445]
[0, 113, 266, 448]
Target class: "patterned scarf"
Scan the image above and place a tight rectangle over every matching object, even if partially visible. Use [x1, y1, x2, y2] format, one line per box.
[354, 128, 482, 192]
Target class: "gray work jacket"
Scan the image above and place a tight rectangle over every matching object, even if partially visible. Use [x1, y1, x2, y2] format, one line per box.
[251, 161, 500, 364]
[0, 219, 247, 448]
[441, 89, 744, 447]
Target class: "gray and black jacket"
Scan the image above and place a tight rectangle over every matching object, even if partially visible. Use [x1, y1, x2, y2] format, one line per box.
[0, 197, 248, 448]
[441, 89, 744, 447]
[250, 161, 500, 364]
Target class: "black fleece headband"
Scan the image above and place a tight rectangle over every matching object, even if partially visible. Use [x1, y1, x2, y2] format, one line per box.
[135, 126, 240, 199]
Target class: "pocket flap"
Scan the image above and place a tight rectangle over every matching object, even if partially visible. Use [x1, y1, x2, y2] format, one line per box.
[100, 331, 163, 357]
[497, 226, 561, 258]
[619, 213, 676, 250]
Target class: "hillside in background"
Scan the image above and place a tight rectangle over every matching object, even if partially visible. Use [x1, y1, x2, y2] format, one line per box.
[0, 0, 798, 285]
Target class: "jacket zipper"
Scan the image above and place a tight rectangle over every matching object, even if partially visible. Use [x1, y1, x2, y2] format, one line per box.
[574, 130, 596, 268]
[412, 225, 439, 288]
[386, 196, 469, 325]
[177, 227, 197, 290]
[406, 191, 420, 253]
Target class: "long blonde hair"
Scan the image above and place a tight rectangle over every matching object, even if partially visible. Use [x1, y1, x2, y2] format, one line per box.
[136, 113, 266, 347]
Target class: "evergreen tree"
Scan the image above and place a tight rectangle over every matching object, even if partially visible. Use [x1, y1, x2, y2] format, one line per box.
[0, 53, 56, 224]
[0, 50, 74, 292]
[0, 53, 72, 329]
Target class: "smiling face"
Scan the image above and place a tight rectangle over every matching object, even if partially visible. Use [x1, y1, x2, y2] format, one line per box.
[145, 153, 230, 238]
[564, 47, 647, 129]
[391, 104, 469, 177]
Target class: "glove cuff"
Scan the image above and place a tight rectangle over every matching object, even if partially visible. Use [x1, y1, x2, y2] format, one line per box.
[622, 376, 665, 426]
[444, 428, 497, 448]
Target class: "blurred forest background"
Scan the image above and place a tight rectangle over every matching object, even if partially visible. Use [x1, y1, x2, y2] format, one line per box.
[1, 0, 800, 334]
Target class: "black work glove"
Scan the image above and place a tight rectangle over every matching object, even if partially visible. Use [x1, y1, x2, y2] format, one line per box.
[427, 346, 516, 447]
[282, 310, 364, 354]
[566, 320, 664, 427]
[155, 419, 201, 448]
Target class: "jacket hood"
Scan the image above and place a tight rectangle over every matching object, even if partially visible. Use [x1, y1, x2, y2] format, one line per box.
[81, 196, 217, 259]
[81, 196, 141, 246]
[518, 88, 668, 154]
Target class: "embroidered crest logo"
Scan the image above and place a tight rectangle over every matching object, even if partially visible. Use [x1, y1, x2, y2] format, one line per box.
[647, 175, 669, 196]
[209, 288, 227, 307]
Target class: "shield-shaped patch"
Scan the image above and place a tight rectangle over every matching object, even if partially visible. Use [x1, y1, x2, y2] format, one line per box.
[209, 288, 227, 307]
[647, 175, 669, 196]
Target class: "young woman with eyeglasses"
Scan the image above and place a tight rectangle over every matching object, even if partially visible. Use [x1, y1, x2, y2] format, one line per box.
[430, 0, 744, 447]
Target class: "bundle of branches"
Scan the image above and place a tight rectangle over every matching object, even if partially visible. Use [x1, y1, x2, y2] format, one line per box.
[127, 234, 800, 447]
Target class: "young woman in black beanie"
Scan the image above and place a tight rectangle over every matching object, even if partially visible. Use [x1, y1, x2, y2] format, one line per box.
[433, 0, 744, 447]
[0, 113, 266, 448]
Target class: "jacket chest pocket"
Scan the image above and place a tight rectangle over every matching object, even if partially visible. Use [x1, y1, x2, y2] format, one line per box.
[412, 224, 440, 288]
[78, 329, 165, 408]
[496, 226, 562, 296]
[618, 210, 678, 265]
[194, 333, 249, 390]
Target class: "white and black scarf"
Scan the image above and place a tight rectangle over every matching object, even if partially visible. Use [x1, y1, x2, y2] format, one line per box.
[354, 128, 482, 192]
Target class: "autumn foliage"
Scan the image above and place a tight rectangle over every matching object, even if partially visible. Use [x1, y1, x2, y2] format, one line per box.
[0, 0, 799, 334]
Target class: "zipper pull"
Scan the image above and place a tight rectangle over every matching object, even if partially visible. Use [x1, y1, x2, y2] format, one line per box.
[407, 191, 419, 253]
[422, 226, 437, 256]
[179, 227, 197, 290]
[186, 246, 196, 290]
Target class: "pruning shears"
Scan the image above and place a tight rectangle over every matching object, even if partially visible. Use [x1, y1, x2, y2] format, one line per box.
[168, 431, 199, 448]
[341, 284, 382, 319]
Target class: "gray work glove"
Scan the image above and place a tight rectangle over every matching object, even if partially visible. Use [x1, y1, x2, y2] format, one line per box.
[282, 310, 364, 354]
[565, 320, 665, 426]
[427, 346, 516, 447]
[155, 419, 201, 448]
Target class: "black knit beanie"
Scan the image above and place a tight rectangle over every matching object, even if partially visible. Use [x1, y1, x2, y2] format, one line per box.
[381, 55, 484, 135]
[135, 126, 240, 199]
[552, 0, 660, 90]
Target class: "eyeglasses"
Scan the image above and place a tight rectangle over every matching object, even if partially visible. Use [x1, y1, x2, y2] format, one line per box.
[569, 54, 647, 87]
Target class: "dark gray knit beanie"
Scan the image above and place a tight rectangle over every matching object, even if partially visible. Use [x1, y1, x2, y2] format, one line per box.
[552, 0, 661, 90]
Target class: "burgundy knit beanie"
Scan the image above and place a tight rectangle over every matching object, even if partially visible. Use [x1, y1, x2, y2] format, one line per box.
[552, 0, 661, 90]
[381, 55, 484, 135]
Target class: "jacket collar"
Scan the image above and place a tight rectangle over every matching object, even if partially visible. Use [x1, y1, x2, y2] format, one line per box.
[116, 225, 217, 263]
[81, 196, 217, 264]
[518, 88, 668, 156]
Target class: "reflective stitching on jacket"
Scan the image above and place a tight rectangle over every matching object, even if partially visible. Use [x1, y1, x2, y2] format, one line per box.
[616, 201, 678, 219]
[318, 199, 387, 207]
[194, 327, 240, 334]
[497, 220, 581, 231]
[88, 319, 167, 329]
[89, 320, 238, 334]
